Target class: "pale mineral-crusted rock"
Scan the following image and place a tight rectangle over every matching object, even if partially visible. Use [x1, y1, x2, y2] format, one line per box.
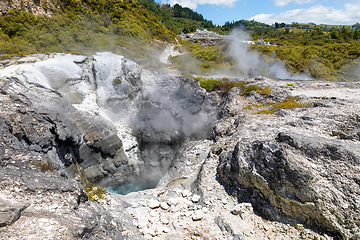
[160, 202, 170, 210]
[148, 199, 161, 209]
[191, 194, 201, 203]
[182, 190, 191, 198]
[179, 30, 229, 46]
[231, 203, 253, 219]
[192, 210, 204, 221]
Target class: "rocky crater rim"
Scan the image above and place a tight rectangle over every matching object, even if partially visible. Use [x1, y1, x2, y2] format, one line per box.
[0, 52, 219, 195]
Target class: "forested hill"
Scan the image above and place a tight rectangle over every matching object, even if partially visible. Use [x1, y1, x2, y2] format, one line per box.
[138, 0, 215, 34]
[0, 0, 178, 60]
[1, 0, 360, 81]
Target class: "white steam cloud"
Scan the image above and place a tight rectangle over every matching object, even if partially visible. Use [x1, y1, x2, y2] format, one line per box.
[228, 29, 311, 80]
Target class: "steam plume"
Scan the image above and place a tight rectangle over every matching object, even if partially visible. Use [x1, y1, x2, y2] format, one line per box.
[228, 29, 311, 80]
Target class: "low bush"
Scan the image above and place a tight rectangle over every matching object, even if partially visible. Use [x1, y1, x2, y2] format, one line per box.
[253, 96, 310, 114]
[194, 76, 246, 95]
[37, 158, 56, 172]
[76, 168, 106, 203]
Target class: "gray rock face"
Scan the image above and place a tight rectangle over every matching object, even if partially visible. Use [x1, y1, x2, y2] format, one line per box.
[0, 52, 220, 239]
[215, 78, 360, 239]
[1, 52, 360, 240]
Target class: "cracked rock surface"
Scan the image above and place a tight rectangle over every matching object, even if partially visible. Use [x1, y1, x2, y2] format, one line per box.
[0, 53, 359, 240]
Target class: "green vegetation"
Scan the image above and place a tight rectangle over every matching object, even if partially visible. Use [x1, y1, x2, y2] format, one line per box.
[138, 0, 215, 34]
[252, 40, 360, 81]
[0, 0, 175, 63]
[174, 19, 360, 81]
[194, 76, 272, 96]
[85, 185, 107, 203]
[170, 41, 235, 74]
[252, 97, 311, 114]
[260, 86, 271, 95]
[243, 102, 273, 110]
[114, 78, 122, 85]
[235, 21, 360, 81]
[37, 158, 56, 172]
[76, 168, 106, 203]
[1, 0, 360, 81]
[194, 76, 245, 95]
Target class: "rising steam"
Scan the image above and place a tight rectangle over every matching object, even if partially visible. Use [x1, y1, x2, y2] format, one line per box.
[228, 29, 311, 80]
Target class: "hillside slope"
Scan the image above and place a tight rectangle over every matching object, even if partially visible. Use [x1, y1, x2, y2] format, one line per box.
[0, 0, 176, 63]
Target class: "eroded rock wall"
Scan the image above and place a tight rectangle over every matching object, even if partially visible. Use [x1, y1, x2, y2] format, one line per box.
[0, 0, 57, 16]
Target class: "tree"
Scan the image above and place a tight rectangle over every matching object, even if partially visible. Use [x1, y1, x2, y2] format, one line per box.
[330, 29, 339, 39]
[353, 29, 360, 40]
[180, 11, 186, 18]
[353, 22, 360, 29]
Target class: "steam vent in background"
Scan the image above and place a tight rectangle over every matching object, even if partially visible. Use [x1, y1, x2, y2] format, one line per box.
[0, 51, 359, 240]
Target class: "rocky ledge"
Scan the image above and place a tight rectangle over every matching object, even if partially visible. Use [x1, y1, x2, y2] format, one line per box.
[0, 52, 359, 240]
[179, 29, 229, 46]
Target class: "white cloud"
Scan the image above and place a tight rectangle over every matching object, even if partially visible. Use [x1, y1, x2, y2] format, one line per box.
[274, 0, 313, 7]
[163, 0, 238, 10]
[250, 1, 360, 25]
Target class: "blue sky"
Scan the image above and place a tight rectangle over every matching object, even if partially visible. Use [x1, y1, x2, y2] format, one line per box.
[156, 0, 360, 26]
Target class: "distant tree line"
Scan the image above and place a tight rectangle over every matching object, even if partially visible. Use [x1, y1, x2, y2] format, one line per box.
[138, 0, 214, 34]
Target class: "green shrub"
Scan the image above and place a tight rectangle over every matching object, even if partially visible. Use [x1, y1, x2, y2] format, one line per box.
[242, 85, 261, 95]
[76, 168, 106, 203]
[195, 76, 246, 95]
[197, 78, 224, 91]
[243, 102, 273, 110]
[0, 1, 176, 60]
[37, 158, 56, 172]
[254, 97, 310, 114]
[114, 78, 122, 84]
[260, 86, 271, 95]
[85, 184, 106, 203]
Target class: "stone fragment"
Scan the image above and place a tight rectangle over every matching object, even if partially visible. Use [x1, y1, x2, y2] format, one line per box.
[182, 190, 191, 198]
[351, 233, 360, 240]
[0, 199, 28, 227]
[192, 210, 204, 221]
[191, 194, 201, 203]
[148, 199, 160, 209]
[160, 215, 170, 225]
[231, 203, 253, 218]
[160, 202, 169, 210]
[149, 210, 157, 217]
[162, 226, 170, 233]
[167, 198, 179, 206]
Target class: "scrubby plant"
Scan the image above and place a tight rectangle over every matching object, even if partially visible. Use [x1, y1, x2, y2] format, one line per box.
[286, 83, 294, 86]
[253, 96, 310, 114]
[243, 102, 273, 110]
[260, 86, 271, 95]
[76, 167, 106, 203]
[194, 76, 246, 95]
[242, 84, 261, 95]
[37, 158, 56, 172]
[0, 1, 176, 61]
[84, 184, 106, 203]
[114, 78, 122, 84]
[194, 76, 273, 97]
